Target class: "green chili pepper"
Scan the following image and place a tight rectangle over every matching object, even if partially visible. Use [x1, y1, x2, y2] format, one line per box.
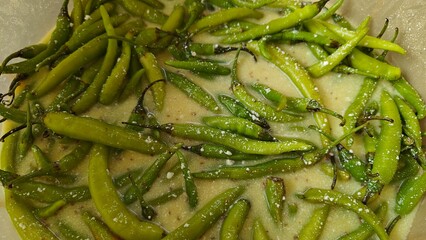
[0, 44, 47, 72]
[15, 141, 92, 184]
[79, 2, 116, 28]
[17, 103, 33, 159]
[333, 65, 381, 78]
[88, 144, 164, 240]
[395, 171, 426, 215]
[182, 143, 264, 160]
[0, 103, 27, 124]
[251, 82, 344, 123]
[299, 188, 389, 240]
[233, 82, 305, 123]
[179, 0, 204, 32]
[70, 12, 130, 49]
[394, 96, 425, 166]
[8, 180, 91, 203]
[32, 37, 107, 98]
[193, 157, 304, 179]
[247, 41, 331, 146]
[320, 19, 406, 54]
[140, 0, 165, 9]
[123, 144, 182, 204]
[320, 162, 351, 181]
[58, 221, 91, 240]
[82, 211, 121, 240]
[71, 0, 84, 31]
[298, 205, 330, 240]
[116, 0, 168, 24]
[113, 167, 144, 188]
[2, 74, 29, 107]
[124, 81, 162, 139]
[187, 43, 237, 56]
[220, 198, 251, 240]
[158, 5, 185, 43]
[71, 5, 119, 113]
[155, 123, 313, 155]
[6, 194, 59, 239]
[336, 144, 368, 183]
[218, 94, 270, 129]
[79, 58, 102, 84]
[37, 13, 130, 70]
[316, 0, 344, 20]
[231, 53, 304, 123]
[392, 77, 426, 119]
[177, 151, 198, 208]
[304, 18, 401, 81]
[210, 20, 259, 36]
[166, 59, 231, 75]
[307, 42, 329, 61]
[99, 31, 133, 105]
[129, 175, 157, 220]
[46, 75, 87, 113]
[307, 17, 369, 78]
[134, 28, 166, 47]
[349, 49, 401, 81]
[342, 77, 378, 146]
[32, 19, 143, 97]
[301, 123, 368, 165]
[230, 0, 275, 8]
[337, 202, 388, 240]
[137, 51, 166, 111]
[1, 122, 59, 239]
[222, 0, 328, 43]
[332, 13, 354, 29]
[189, 7, 263, 33]
[162, 186, 245, 240]
[392, 152, 420, 183]
[146, 187, 185, 206]
[263, 29, 339, 47]
[202, 116, 274, 141]
[252, 218, 272, 240]
[363, 125, 378, 161]
[371, 91, 402, 184]
[207, 0, 235, 8]
[265, 176, 285, 225]
[119, 68, 145, 102]
[43, 112, 166, 154]
[164, 71, 221, 113]
[35, 199, 67, 218]
[31, 145, 51, 169]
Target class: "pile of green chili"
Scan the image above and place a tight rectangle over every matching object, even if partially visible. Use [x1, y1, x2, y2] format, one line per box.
[0, 0, 425, 239]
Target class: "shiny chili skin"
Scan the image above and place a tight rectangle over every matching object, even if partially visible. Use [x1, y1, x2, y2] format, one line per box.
[164, 71, 221, 113]
[218, 94, 270, 129]
[264, 176, 285, 224]
[299, 188, 389, 240]
[221, 0, 328, 43]
[189, 7, 263, 33]
[88, 144, 164, 240]
[395, 171, 426, 215]
[247, 41, 331, 146]
[371, 91, 402, 185]
[220, 198, 251, 240]
[162, 186, 245, 240]
[298, 205, 330, 240]
[193, 157, 305, 179]
[202, 116, 274, 141]
[158, 123, 314, 155]
[43, 112, 166, 154]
